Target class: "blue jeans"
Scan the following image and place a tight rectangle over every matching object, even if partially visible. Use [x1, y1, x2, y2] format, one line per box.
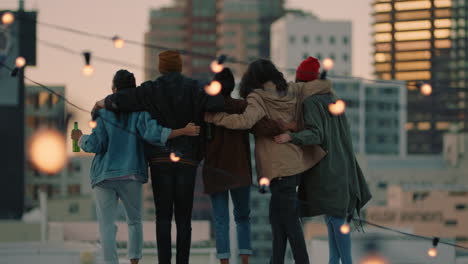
[326, 216, 352, 264]
[95, 180, 143, 264]
[210, 186, 252, 260]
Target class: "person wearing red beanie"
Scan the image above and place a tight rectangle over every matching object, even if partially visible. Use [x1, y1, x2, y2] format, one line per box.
[296, 56, 321, 82]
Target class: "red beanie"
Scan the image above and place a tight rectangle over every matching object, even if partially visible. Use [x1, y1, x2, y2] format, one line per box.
[296, 57, 321, 82]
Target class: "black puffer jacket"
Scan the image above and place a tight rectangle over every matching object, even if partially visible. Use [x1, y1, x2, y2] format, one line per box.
[104, 72, 224, 161]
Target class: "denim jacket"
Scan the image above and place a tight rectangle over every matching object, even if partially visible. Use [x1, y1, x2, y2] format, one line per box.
[80, 109, 171, 187]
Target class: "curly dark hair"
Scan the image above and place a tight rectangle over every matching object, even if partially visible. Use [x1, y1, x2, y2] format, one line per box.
[239, 59, 288, 98]
[112, 69, 136, 92]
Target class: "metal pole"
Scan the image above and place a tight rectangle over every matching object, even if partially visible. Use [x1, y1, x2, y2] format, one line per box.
[39, 191, 48, 242]
[19, 0, 25, 11]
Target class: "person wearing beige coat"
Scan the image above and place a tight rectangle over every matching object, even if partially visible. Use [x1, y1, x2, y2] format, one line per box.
[205, 59, 330, 264]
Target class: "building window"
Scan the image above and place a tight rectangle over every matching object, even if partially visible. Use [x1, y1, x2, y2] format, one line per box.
[412, 192, 429, 201]
[316, 35, 322, 44]
[330, 54, 335, 61]
[445, 220, 458, 226]
[316, 53, 322, 60]
[303, 36, 309, 44]
[455, 204, 467, 210]
[69, 203, 80, 214]
[289, 35, 296, 44]
[303, 53, 309, 59]
[343, 53, 349, 62]
[343, 36, 349, 45]
[377, 182, 388, 189]
[329, 36, 336, 45]
[449, 191, 467, 197]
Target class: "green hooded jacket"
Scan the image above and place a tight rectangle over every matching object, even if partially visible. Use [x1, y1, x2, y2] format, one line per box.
[290, 93, 372, 218]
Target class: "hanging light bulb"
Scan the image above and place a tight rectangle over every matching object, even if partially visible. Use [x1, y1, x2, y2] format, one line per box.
[360, 254, 388, 264]
[82, 51, 94, 76]
[15, 57, 26, 68]
[427, 237, 440, 258]
[259, 177, 270, 194]
[82, 65, 94, 76]
[320, 57, 335, 79]
[1, 12, 14, 25]
[328, 99, 346, 116]
[259, 177, 270, 187]
[420, 83, 432, 96]
[170, 152, 181, 162]
[112, 35, 125, 49]
[205, 80, 222, 96]
[427, 248, 437, 258]
[88, 120, 97, 129]
[340, 223, 351, 235]
[322, 58, 335, 71]
[29, 129, 67, 174]
[210, 60, 224, 73]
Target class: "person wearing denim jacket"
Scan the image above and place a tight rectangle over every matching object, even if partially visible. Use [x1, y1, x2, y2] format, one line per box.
[71, 70, 200, 264]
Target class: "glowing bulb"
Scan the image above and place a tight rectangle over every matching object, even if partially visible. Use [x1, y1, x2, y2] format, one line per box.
[328, 99, 346, 116]
[420, 83, 432, 96]
[88, 120, 97, 129]
[205, 80, 222, 96]
[210, 60, 224, 73]
[170, 152, 181, 162]
[1, 12, 14, 25]
[259, 177, 270, 187]
[15, 57, 26, 68]
[374, 53, 387, 63]
[360, 254, 388, 264]
[427, 248, 437, 258]
[322, 58, 335, 71]
[340, 223, 351, 235]
[112, 36, 125, 49]
[82, 65, 94, 76]
[29, 129, 67, 174]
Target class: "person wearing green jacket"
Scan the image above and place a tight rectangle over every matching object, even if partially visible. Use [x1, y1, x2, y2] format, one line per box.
[274, 57, 372, 264]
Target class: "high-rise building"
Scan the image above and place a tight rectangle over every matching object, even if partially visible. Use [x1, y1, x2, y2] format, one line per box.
[332, 77, 407, 156]
[271, 11, 352, 80]
[371, 0, 463, 154]
[144, 0, 217, 81]
[217, 0, 284, 78]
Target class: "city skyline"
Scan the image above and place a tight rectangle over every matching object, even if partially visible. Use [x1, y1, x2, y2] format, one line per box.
[1, 0, 373, 136]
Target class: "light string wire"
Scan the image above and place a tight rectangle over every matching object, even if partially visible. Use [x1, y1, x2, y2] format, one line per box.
[18, 15, 422, 85]
[1, 61, 468, 253]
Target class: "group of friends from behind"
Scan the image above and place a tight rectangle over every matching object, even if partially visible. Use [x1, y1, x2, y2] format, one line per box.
[71, 50, 371, 264]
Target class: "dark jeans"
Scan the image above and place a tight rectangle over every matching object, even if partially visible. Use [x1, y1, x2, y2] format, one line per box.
[269, 174, 310, 264]
[150, 162, 197, 264]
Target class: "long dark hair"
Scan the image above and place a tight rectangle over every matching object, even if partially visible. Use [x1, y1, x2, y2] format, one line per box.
[239, 59, 288, 99]
[112, 70, 136, 123]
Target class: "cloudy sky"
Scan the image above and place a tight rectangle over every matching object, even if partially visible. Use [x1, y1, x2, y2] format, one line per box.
[1, 0, 373, 134]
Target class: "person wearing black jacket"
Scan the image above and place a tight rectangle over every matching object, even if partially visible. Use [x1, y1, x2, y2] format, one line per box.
[100, 50, 224, 264]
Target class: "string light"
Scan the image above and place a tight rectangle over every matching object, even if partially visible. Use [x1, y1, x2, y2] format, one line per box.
[112, 35, 125, 49]
[340, 223, 351, 235]
[259, 177, 270, 194]
[15, 57, 26, 68]
[1, 12, 14, 25]
[82, 51, 94, 76]
[170, 152, 181, 162]
[320, 58, 334, 79]
[322, 58, 335, 71]
[210, 54, 227, 73]
[210, 60, 224, 73]
[328, 99, 346, 116]
[360, 254, 389, 264]
[420, 83, 432, 96]
[428, 237, 440, 258]
[88, 120, 97, 129]
[28, 129, 67, 174]
[205, 80, 222, 96]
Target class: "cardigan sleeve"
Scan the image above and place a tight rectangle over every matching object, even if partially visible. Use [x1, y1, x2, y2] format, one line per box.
[205, 94, 266, 130]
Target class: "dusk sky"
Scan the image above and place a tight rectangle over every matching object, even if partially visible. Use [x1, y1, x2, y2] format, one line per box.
[1, 0, 373, 135]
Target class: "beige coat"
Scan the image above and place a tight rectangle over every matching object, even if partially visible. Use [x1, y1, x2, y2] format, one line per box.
[205, 80, 331, 181]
